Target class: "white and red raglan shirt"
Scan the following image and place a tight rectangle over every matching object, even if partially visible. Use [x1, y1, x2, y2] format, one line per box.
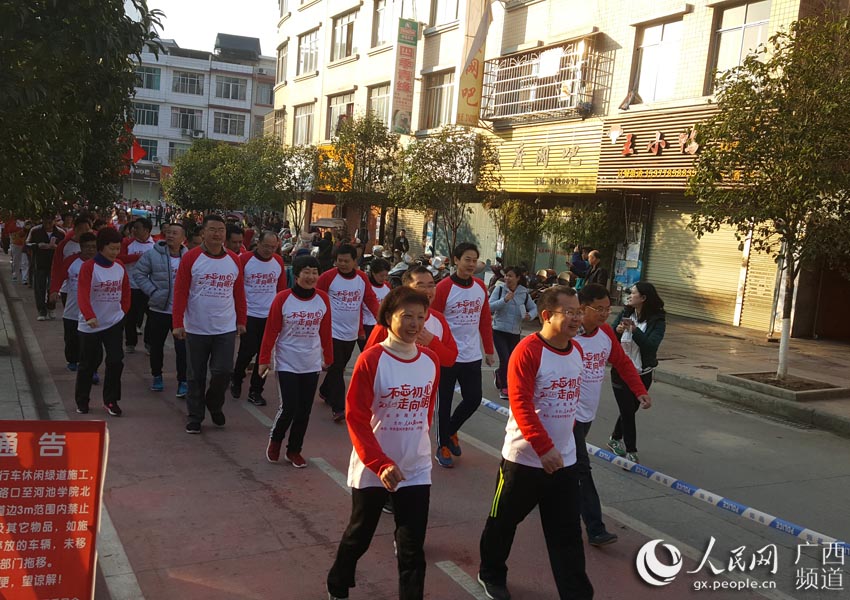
[258, 287, 334, 373]
[576, 323, 648, 424]
[50, 253, 85, 321]
[346, 345, 440, 490]
[50, 230, 78, 293]
[240, 251, 287, 319]
[361, 279, 392, 327]
[316, 268, 380, 342]
[502, 334, 584, 469]
[77, 256, 131, 334]
[172, 246, 247, 335]
[119, 236, 156, 289]
[431, 275, 495, 363]
[364, 309, 459, 368]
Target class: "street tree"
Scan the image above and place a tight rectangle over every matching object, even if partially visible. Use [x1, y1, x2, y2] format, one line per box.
[542, 198, 627, 267]
[163, 140, 241, 211]
[0, 0, 162, 214]
[687, 13, 850, 379]
[396, 125, 501, 252]
[217, 136, 287, 213]
[278, 144, 319, 234]
[486, 197, 545, 270]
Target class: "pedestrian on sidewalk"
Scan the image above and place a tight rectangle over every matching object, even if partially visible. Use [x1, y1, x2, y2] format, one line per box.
[172, 214, 247, 434]
[316, 244, 380, 423]
[258, 255, 333, 468]
[26, 212, 64, 320]
[231, 231, 287, 407]
[118, 217, 155, 353]
[357, 258, 391, 352]
[430, 242, 495, 468]
[50, 215, 92, 307]
[478, 286, 593, 600]
[607, 281, 666, 463]
[575, 283, 650, 546]
[489, 266, 537, 400]
[8, 218, 28, 284]
[74, 228, 131, 416]
[132, 222, 189, 396]
[327, 286, 439, 600]
[50, 232, 97, 372]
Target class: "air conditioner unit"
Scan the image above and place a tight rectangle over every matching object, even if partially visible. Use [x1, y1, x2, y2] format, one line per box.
[181, 128, 190, 136]
[192, 130, 205, 139]
[151, 156, 162, 165]
[258, 68, 269, 75]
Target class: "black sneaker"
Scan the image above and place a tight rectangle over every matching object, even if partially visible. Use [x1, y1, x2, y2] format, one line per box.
[76, 405, 89, 414]
[478, 574, 511, 600]
[248, 391, 267, 406]
[185, 422, 201, 434]
[230, 379, 242, 399]
[104, 402, 122, 417]
[588, 531, 618, 547]
[211, 412, 226, 427]
[382, 498, 393, 514]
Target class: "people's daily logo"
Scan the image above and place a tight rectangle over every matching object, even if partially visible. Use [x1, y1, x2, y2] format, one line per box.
[637, 539, 684, 586]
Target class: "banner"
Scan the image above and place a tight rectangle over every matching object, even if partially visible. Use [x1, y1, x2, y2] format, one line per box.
[455, 0, 491, 127]
[390, 19, 419, 134]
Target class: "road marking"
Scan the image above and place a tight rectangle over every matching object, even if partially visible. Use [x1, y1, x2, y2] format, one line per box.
[240, 401, 274, 427]
[435, 561, 490, 599]
[312, 457, 352, 495]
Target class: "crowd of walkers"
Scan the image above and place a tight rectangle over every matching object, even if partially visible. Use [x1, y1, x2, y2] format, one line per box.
[2, 208, 668, 600]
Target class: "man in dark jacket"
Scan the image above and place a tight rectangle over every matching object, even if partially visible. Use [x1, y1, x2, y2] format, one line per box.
[393, 229, 410, 255]
[26, 213, 65, 320]
[585, 250, 609, 287]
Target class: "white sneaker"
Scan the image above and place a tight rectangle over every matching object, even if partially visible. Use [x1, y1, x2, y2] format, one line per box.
[37, 315, 48, 321]
[47, 310, 55, 320]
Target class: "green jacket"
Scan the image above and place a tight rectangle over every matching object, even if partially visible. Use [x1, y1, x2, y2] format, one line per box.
[612, 308, 666, 371]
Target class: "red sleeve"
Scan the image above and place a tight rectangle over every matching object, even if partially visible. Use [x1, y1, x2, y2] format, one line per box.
[230, 250, 247, 327]
[431, 278, 451, 313]
[422, 349, 440, 428]
[172, 247, 199, 329]
[476, 279, 495, 355]
[316, 268, 336, 293]
[239, 251, 253, 268]
[120, 264, 131, 314]
[50, 253, 79, 294]
[364, 324, 389, 350]
[118, 238, 141, 264]
[77, 261, 95, 321]
[346, 348, 396, 476]
[318, 291, 334, 365]
[508, 337, 555, 457]
[274, 255, 288, 291]
[603, 325, 648, 396]
[427, 310, 459, 367]
[258, 290, 287, 365]
[359, 271, 380, 318]
[50, 236, 70, 284]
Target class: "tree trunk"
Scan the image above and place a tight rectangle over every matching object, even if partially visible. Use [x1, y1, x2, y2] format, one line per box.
[776, 243, 796, 380]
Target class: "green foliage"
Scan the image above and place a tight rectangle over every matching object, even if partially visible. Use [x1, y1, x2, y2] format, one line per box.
[486, 198, 545, 269]
[278, 144, 319, 233]
[542, 198, 626, 260]
[163, 139, 238, 211]
[0, 0, 162, 215]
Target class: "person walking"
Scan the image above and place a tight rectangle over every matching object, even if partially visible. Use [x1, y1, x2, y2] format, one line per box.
[430, 242, 495, 468]
[357, 258, 392, 351]
[478, 286, 593, 600]
[316, 244, 380, 423]
[8, 218, 28, 284]
[607, 281, 666, 464]
[326, 286, 439, 600]
[258, 255, 333, 468]
[118, 217, 155, 353]
[132, 222, 189, 396]
[50, 215, 92, 307]
[26, 212, 65, 320]
[75, 228, 131, 416]
[584, 250, 608, 287]
[172, 215, 247, 434]
[489, 267, 537, 400]
[575, 283, 650, 547]
[50, 232, 97, 372]
[231, 231, 287, 406]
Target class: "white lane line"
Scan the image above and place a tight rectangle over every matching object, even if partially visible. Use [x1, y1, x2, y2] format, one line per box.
[240, 401, 274, 427]
[311, 457, 352, 495]
[435, 561, 490, 600]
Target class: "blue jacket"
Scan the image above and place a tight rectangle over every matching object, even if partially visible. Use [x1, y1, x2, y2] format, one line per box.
[489, 283, 537, 334]
[132, 241, 187, 312]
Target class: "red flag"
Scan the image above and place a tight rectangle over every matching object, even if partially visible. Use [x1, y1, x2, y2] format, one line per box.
[120, 128, 146, 176]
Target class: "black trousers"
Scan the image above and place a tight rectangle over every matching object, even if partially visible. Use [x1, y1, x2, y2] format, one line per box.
[436, 360, 482, 448]
[75, 322, 124, 409]
[270, 371, 320, 452]
[328, 485, 430, 600]
[33, 269, 50, 315]
[573, 420, 607, 537]
[611, 371, 653, 453]
[479, 460, 593, 599]
[185, 331, 236, 424]
[232, 315, 267, 394]
[492, 330, 521, 390]
[319, 338, 356, 413]
[356, 324, 375, 352]
[124, 288, 149, 347]
[63, 318, 80, 364]
[146, 310, 187, 380]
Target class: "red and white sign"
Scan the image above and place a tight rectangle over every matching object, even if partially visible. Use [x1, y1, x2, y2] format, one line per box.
[390, 19, 419, 134]
[0, 421, 109, 600]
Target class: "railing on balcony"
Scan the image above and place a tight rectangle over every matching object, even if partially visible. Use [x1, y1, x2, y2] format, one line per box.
[481, 35, 602, 123]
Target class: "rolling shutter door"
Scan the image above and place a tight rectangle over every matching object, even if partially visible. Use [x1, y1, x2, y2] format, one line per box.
[739, 250, 778, 332]
[397, 208, 426, 256]
[645, 196, 742, 325]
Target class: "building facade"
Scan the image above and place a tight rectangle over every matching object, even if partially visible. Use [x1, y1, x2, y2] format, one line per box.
[127, 34, 276, 202]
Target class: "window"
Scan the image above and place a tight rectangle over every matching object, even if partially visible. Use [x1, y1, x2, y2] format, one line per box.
[633, 20, 683, 103]
[168, 142, 191, 162]
[172, 71, 205, 95]
[213, 111, 246, 136]
[372, 0, 394, 47]
[276, 42, 288, 84]
[137, 138, 158, 162]
[421, 70, 454, 129]
[273, 109, 287, 143]
[327, 92, 355, 138]
[170, 107, 203, 130]
[133, 102, 159, 126]
[368, 83, 391, 127]
[297, 29, 319, 75]
[256, 82, 273, 105]
[713, 1, 771, 76]
[430, 0, 459, 26]
[293, 103, 314, 145]
[252, 116, 266, 138]
[215, 76, 248, 101]
[332, 11, 358, 61]
[279, 0, 289, 17]
[136, 66, 161, 90]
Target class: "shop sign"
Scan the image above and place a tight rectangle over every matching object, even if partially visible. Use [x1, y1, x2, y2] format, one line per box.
[390, 19, 419, 135]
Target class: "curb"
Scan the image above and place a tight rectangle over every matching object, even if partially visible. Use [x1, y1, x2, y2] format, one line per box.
[654, 368, 850, 439]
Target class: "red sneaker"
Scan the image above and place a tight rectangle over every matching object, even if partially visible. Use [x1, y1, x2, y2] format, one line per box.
[266, 440, 282, 463]
[285, 451, 307, 468]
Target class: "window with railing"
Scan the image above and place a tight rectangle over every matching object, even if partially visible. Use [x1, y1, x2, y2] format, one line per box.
[172, 71, 204, 95]
[170, 107, 203, 130]
[481, 36, 600, 122]
[133, 102, 159, 126]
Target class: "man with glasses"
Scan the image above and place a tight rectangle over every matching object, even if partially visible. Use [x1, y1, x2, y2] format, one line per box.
[574, 283, 650, 547]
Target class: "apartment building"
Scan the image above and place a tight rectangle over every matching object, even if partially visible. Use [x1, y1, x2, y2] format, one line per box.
[126, 34, 276, 202]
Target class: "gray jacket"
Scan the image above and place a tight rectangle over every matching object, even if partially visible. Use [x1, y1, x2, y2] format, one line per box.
[489, 283, 537, 334]
[132, 241, 187, 312]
